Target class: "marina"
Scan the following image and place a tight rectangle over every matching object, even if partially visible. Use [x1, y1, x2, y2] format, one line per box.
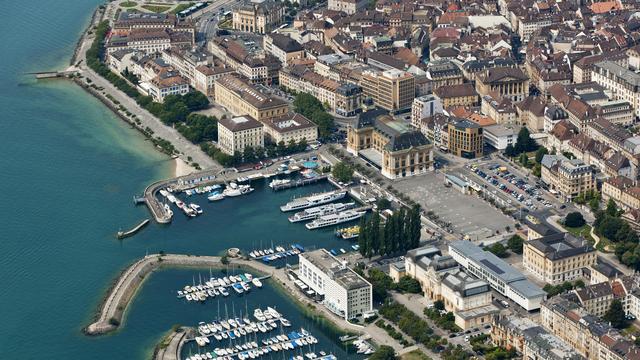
[177, 273, 271, 302]
[248, 244, 305, 264]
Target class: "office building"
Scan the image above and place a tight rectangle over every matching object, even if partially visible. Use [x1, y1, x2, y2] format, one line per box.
[217, 115, 264, 155]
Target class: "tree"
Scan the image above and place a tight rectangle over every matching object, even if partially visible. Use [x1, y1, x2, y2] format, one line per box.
[434, 300, 445, 311]
[507, 235, 524, 254]
[396, 276, 422, 294]
[408, 205, 422, 249]
[504, 144, 516, 157]
[514, 125, 538, 154]
[369, 345, 397, 360]
[376, 198, 392, 210]
[535, 147, 548, 163]
[606, 199, 619, 217]
[293, 92, 335, 138]
[332, 161, 354, 183]
[519, 153, 529, 167]
[564, 212, 586, 228]
[485, 243, 509, 258]
[603, 299, 626, 329]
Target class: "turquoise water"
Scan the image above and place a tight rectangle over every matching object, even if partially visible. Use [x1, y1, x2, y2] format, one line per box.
[0, 1, 360, 358]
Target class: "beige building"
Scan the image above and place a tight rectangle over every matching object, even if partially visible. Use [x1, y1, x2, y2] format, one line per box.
[214, 74, 289, 122]
[540, 154, 596, 202]
[217, 115, 264, 155]
[476, 67, 529, 102]
[232, 0, 285, 34]
[327, 0, 367, 14]
[447, 118, 484, 159]
[263, 33, 305, 66]
[523, 233, 596, 285]
[573, 282, 614, 318]
[360, 69, 415, 112]
[602, 176, 640, 211]
[260, 113, 318, 144]
[347, 109, 433, 179]
[433, 83, 479, 109]
[592, 61, 640, 117]
[440, 271, 499, 329]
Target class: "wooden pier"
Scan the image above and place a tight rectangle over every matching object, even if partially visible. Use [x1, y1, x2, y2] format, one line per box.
[271, 175, 328, 191]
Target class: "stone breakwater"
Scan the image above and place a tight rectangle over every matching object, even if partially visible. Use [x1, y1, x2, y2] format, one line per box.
[84, 254, 273, 336]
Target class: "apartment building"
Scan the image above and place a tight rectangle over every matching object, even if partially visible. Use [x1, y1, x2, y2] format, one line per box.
[411, 95, 443, 128]
[448, 240, 546, 311]
[433, 83, 479, 109]
[540, 154, 596, 202]
[112, 11, 195, 39]
[207, 38, 274, 84]
[476, 67, 529, 102]
[217, 115, 264, 155]
[260, 113, 318, 144]
[263, 34, 305, 66]
[426, 60, 464, 92]
[347, 109, 433, 179]
[328, 0, 368, 14]
[592, 61, 640, 117]
[602, 176, 640, 211]
[523, 232, 596, 285]
[481, 96, 518, 125]
[232, 0, 285, 34]
[574, 282, 614, 318]
[298, 249, 372, 320]
[106, 28, 193, 54]
[360, 69, 415, 113]
[447, 118, 484, 159]
[214, 74, 289, 122]
[279, 65, 362, 116]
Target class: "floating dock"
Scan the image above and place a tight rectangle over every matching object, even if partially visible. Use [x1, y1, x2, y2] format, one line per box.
[271, 175, 327, 191]
[116, 219, 150, 239]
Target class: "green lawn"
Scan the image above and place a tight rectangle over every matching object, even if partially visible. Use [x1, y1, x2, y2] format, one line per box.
[141, 4, 171, 12]
[120, 1, 138, 7]
[564, 224, 595, 244]
[401, 350, 433, 360]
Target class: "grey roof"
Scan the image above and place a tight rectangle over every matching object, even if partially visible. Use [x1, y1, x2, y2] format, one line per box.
[385, 131, 430, 151]
[594, 61, 640, 87]
[269, 33, 303, 53]
[528, 232, 595, 260]
[218, 115, 263, 132]
[591, 261, 623, 278]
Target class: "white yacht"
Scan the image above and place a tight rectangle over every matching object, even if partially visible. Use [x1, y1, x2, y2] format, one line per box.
[223, 183, 254, 197]
[280, 191, 347, 212]
[288, 202, 355, 222]
[163, 203, 173, 218]
[268, 179, 291, 189]
[251, 278, 262, 288]
[189, 203, 203, 215]
[305, 210, 366, 229]
[207, 192, 225, 201]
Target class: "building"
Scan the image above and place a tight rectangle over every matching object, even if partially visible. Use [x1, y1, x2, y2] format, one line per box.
[328, 0, 367, 14]
[141, 71, 190, 102]
[112, 11, 195, 39]
[214, 74, 289, 122]
[217, 115, 264, 155]
[411, 95, 443, 128]
[403, 246, 458, 299]
[523, 232, 597, 285]
[483, 124, 519, 150]
[440, 271, 500, 329]
[426, 60, 464, 92]
[574, 282, 614, 317]
[298, 249, 372, 320]
[476, 67, 529, 102]
[232, 0, 285, 34]
[540, 154, 596, 202]
[589, 261, 624, 285]
[263, 34, 305, 66]
[106, 28, 193, 54]
[433, 83, 479, 109]
[449, 240, 546, 311]
[602, 176, 640, 211]
[592, 61, 640, 117]
[260, 112, 318, 144]
[360, 69, 415, 112]
[347, 109, 433, 179]
[447, 118, 484, 159]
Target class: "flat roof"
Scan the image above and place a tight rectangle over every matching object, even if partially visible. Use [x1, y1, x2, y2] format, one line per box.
[301, 249, 371, 290]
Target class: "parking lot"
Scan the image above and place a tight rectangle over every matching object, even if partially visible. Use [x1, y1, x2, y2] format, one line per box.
[394, 172, 515, 237]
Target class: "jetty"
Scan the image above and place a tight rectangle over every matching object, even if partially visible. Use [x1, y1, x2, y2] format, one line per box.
[270, 175, 328, 191]
[84, 254, 276, 336]
[29, 70, 78, 79]
[116, 219, 150, 239]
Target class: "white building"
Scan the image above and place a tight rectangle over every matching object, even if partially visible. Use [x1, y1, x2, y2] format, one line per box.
[592, 61, 640, 117]
[217, 115, 264, 155]
[411, 95, 443, 128]
[448, 240, 546, 311]
[483, 124, 520, 150]
[298, 249, 372, 320]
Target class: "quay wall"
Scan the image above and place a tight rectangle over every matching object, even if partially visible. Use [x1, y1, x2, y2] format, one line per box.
[84, 254, 273, 336]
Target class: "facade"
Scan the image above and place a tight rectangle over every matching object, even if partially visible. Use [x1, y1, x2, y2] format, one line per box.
[260, 113, 318, 144]
[360, 69, 415, 112]
[602, 176, 640, 211]
[298, 249, 372, 320]
[112, 11, 195, 39]
[214, 74, 289, 122]
[447, 118, 484, 158]
[327, 0, 367, 14]
[476, 67, 529, 102]
[573, 282, 614, 317]
[347, 109, 433, 179]
[263, 34, 305, 66]
[592, 61, 640, 117]
[449, 240, 546, 311]
[540, 154, 596, 202]
[217, 115, 264, 155]
[232, 0, 285, 34]
[440, 271, 499, 329]
[143, 71, 190, 102]
[106, 28, 193, 54]
[433, 83, 479, 109]
[523, 232, 596, 285]
[411, 95, 443, 128]
[483, 124, 519, 150]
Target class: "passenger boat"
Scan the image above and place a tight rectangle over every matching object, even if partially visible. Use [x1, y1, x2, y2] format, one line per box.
[288, 202, 355, 222]
[305, 210, 366, 230]
[280, 191, 347, 212]
[268, 179, 291, 188]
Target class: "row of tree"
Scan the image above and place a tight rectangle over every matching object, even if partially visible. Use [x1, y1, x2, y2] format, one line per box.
[201, 138, 309, 167]
[293, 92, 334, 138]
[358, 205, 421, 258]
